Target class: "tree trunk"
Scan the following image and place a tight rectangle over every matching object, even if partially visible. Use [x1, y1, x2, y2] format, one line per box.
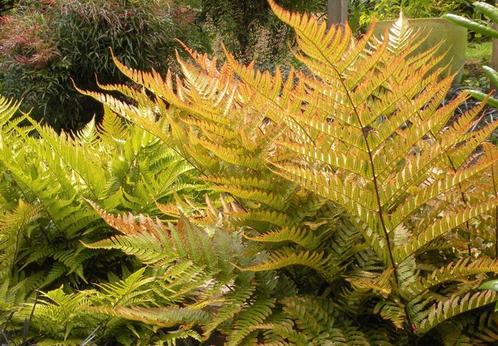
[327, 0, 348, 27]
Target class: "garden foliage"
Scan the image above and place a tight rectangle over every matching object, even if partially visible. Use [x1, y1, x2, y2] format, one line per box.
[0, 0, 328, 131]
[2, 1, 498, 345]
[0, 0, 15, 14]
[445, 1, 498, 107]
[198, 0, 325, 66]
[0, 0, 209, 131]
[0, 97, 198, 344]
[349, 0, 473, 32]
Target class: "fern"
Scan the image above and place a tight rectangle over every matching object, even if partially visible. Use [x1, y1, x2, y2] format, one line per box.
[5, 1, 498, 345]
[0, 94, 200, 343]
[0, 200, 42, 282]
[73, 2, 498, 341]
[416, 290, 498, 334]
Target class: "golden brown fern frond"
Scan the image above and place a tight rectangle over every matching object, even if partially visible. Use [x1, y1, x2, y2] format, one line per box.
[86, 200, 165, 237]
[78, 1, 498, 338]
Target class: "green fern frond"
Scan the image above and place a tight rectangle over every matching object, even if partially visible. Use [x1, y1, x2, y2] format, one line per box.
[0, 200, 42, 280]
[243, 227, 320, 250]
[397, 199, 498, 262]
[83, 232, 174, 265]
[0, 96, 21, 126]
[227, 297, 276, 346]
[24, 287, 98, 340]
[156, 329, 202, 346]
[412, 257, 498, 298]
[99, 106, 127, 143]
[276, 296, 374, 344]
[281, 296, 337, 336]
[36, 339, 85, 346]
[211, 185, 287, 210]
[233, 210, 293, 228]
[202, 285, 255, 339]
[374, 300, 406, 329]
[416, 290, 498, 334]
[242, 248, 340, 282]
[95, 268, 154, 307]
[93, 305, 210, 328]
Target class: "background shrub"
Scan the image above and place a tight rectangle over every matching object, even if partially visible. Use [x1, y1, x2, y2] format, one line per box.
[0, 0, 331, 131]
[0, 0, 210, 131]
[197, 0, 326, 67]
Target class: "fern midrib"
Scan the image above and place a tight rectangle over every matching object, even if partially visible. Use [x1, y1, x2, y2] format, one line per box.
[339, 73, 397, 273]
[305, 35, 398, 280]
[295, 26, 426, 331]
[292, 30, 400, 289]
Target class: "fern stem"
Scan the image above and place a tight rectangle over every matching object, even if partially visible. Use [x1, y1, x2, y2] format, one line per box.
[326, 63, 397, 275]
[293, 26, 399, 272]
[22, 291, 39, 344]
[333, 66, 419, 331]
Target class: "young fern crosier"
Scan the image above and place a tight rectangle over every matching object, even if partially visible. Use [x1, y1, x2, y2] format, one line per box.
[78, 2, 498, 344]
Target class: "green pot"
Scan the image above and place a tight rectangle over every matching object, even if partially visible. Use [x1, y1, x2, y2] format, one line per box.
[373, 17, 467, 84]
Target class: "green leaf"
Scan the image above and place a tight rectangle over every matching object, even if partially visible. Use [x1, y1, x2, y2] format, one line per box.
[483, 65, 498, 89]
[469, 89, 498, 108]
[443, 13, 498, 39]
[480, 279, 498, 291]
[474, 1, 498, 24]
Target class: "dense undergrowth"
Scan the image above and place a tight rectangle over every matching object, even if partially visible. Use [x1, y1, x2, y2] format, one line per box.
[2, 1, 498, 345]
[0, 0, 210, 130]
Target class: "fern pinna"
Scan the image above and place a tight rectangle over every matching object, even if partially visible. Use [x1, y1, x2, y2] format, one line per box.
[5, 2, 498, 346]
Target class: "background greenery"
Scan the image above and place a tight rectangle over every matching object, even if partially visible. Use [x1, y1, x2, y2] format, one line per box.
[0, 0, 330, 131]
[0, 0, 209, 130]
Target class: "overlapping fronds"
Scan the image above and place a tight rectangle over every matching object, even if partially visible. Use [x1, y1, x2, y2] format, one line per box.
[0, 200, 42, 282]
[416, 290, 498, 334]
[0, 92, 200, 343]
[411, 257, 498, 298]
[260, 3, 498, 335]
[271, 296, 375, 345]
[15, 1, 498, 344]
[78, 49, 358, 288]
